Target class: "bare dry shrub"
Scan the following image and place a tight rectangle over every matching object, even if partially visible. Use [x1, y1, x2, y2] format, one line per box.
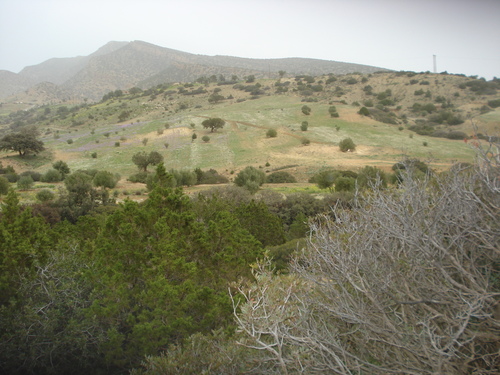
[233, 155, 499, 374]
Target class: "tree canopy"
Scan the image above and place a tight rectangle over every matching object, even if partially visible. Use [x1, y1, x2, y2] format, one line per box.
[132, 151, 164, 172]
[202, 118, 225, 133]
[0, 127, 45, 157]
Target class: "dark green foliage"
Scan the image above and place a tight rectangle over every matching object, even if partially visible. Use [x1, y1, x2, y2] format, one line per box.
[52, 160, 70, 178]
[17, 175, 34, 190]
[234, 166, 266, 193]
[328, 105, 339, 117]
[132, 151, 164, 172]
[358, 106, 370, 116]
[235, 200, 286, 247]
[194, 168, 228, 185]
[0, 190, 51, 306]
[93, 170, 119, 189]
[0, 176, 8, 195]
[20, 170, 41, 181]
[314, 170, 336, 191]
[487, 99, 500, 108]
[36, 189, 55, 202]
[202, 118, 225, 132]
[41, 168, 63, 182]
[128, 171, 149, 183]
[300, 121, 308, 131]
[357, 166, 388, 190]
[266, 128, 277, 138]
[369, 108, 398, 124]
[266, 171, 297, 183]
[301, 105, 311, 115]
[334, 176, 355, 192]
[465, 79, 498, 95]
[0, 127, 45, 157]
[339, 137, 356, 152]
[202, 135, 210, 142]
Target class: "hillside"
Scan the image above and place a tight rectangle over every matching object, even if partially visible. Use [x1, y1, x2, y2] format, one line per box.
[0, 40, 388, 102]
[1, 70, 499, 196]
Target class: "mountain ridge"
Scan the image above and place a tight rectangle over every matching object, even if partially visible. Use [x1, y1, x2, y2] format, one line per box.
[0, 40, 389, 102]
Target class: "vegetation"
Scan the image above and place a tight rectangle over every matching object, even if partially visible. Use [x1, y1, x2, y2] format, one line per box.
[339, 137, 355, 152]
[0, 127, 45, 157]
[201, 117, 225, 132]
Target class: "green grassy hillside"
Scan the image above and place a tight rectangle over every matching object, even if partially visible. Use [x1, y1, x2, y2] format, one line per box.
[1, 71, 499, 185]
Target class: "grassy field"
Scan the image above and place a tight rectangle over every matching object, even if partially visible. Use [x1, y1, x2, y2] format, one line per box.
[2, 73, 498, 186]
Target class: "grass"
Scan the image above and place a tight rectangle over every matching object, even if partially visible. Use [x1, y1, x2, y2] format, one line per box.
[2, 74, 494, 184]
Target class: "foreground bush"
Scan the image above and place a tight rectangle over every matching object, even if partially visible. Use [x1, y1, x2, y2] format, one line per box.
[232, 158, 500, 374]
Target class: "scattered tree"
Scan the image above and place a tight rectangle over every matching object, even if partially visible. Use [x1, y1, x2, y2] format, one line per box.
[234, 166, 266, 194]
[300, 121, 308, 131]
[266, 129, 277, 138]
[339, 137, 356, 152]
[132, 151, 164, 172]
[0, 127, 45, 157]
[202, 118, 225, 133]
[301, 105, 311, 115]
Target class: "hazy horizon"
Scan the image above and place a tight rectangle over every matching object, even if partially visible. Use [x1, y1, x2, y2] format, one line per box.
[1, 0, 499, 79]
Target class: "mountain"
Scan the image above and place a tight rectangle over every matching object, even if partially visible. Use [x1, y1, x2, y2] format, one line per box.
[0, 40, 389, 102]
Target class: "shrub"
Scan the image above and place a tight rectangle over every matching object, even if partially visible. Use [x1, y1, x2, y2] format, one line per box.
[128, 171, 149, 183]
[358, 107, 370, 116]
[266, 171, 297, 184]
[202, 136, 210, 143]
[335, 176, 355, 192]
[0, 176, 9, 195]
[114, 142, 120, 147]
[339, 138, 356, 152]
[36, 189, 55, 202]
[301, 105, 311, 115]
[4, 173, 19, 183]
[301, 138, 311, 146]
[234, 166, 266, 194]
[41, 169, 63, 183]
[300, 121, 308, 131]
[66, 139, 73, 144]
[487, 99, 500, 108]
[266, 129, 277, 138]
[17, 175, 34, 190]
[20, 171, 41, 182]
[91, 152, 97, 158]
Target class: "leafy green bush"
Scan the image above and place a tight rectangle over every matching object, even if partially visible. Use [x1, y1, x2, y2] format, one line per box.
[266, 171, 297, 183]
[128, 171, 149, 183]
[36, 189, 55, 202]
[358, 107, 370, 116]
[0, 176, 9, 195]
[41, 169, 63, 183]
[339, 138, 356, 152]
[20, 171, 41, 182]
[301, 105, 311, 115]
[300, 121, 308, 131]
[487, 99, 500, 108]
[17, 175, 34, 190]
[266, 129, 277, 138]
[234, 166, 266, 194]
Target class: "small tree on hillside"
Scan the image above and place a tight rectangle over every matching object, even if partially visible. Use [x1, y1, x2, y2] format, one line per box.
[234, 166, 266, 194]
[52, 161, 70, 179]
[266, 129, 277, 138]
[339, 138, 356, 152]
[132, 151, 164, 172]
[202, 118, 225, 133]
[0, 127, 45, 157]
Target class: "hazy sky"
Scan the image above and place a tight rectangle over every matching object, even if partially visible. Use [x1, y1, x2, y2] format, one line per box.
[1, 0, 499, 79]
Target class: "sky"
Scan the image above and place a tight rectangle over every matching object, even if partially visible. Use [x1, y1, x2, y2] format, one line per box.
[0, 0, 499, 79]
